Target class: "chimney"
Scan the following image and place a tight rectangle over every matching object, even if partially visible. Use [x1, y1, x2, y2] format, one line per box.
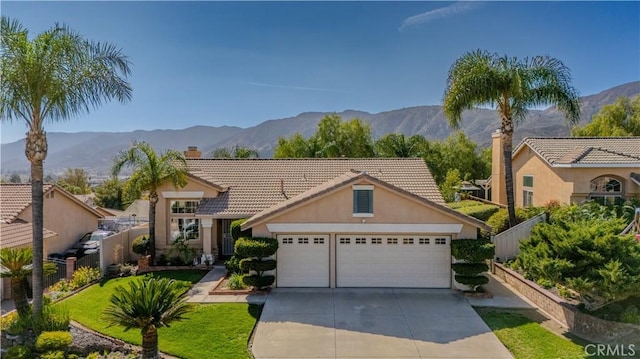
[491, 130, 507, 205]
[184, 146, 201, 159]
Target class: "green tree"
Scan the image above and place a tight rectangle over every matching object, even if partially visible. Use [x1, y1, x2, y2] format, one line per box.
[274, 133, 321, 158]
[94, 178, 127, 210]
[211, 145, 259, 158]
[102, 278, 195, 359]
[57, 168, 91, 194]
[0, 248, 33, 318]
[443, 49, 580, 227]
[9, 173, 21, 183]
[420, 132, 491, 185]
[572, 96, 640, 136]
[375, 133, 427, 158]
[440, 169, 462, 203]
[0, 17, 132, 316]
[112, 142, 187, 263]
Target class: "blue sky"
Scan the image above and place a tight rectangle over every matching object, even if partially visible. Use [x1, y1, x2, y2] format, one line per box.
[1, 1, 639, 144]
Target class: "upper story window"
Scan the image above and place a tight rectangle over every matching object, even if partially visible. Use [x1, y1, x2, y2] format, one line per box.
[170, 200, 199, 214]
[353, 185, 373, 216]
[523, 175, 534, 187]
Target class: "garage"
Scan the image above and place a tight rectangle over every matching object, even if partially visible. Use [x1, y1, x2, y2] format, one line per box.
[276, 234, 330, 287]
[336, 235, 451, 288]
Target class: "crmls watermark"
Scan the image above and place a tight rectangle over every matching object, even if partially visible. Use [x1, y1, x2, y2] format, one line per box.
[585, 344, 636, 357]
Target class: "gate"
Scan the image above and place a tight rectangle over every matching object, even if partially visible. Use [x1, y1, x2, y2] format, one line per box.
[44, 258, 67, 289]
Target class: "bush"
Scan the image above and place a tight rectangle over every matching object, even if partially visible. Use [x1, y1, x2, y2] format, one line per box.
[242, 274, 275, 289]
[35, 304, 71, 332]
[36, 331, 73, 352]
[225, 255, 245, 274]
[451, 239, 494, 263]
[486, 207, 545, 234]
[451, 263, 488, 276]
[234, 237, 278, 259]
[447, 200, 485, 209]
[456, 204, 500, 221]
[41, 351, 66, 359]
[455, 275, 489, 287]
[132, 235, 151, 256]
[6, 345, 31, 359]
[70, 266, 101, 289]
[239, 259, 277, 273]
[227, 273, 247, 290]
[230, 219, 251, 240]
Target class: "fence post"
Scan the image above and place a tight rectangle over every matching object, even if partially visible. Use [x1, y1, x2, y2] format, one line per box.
[66, 257, 77, 279]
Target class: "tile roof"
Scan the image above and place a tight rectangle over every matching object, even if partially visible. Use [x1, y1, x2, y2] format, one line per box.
[187, 158, 442, 218]
[0, 219, 57, 249]
[243, 171, 490, 231]
[514, 137, 640, 166]
[0, 184, 54, 223]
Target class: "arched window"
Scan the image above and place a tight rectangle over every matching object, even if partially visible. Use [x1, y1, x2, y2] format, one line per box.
[589, 176, 623, 205]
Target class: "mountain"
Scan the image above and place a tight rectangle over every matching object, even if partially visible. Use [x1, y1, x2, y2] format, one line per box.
[2, 81, 638, 175]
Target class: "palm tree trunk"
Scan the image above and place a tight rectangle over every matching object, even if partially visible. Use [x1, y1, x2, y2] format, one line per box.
[26, 127, 47, 318]
[149, 193, 158, 264]
[10, 276, 30, 317]
[502, 129, 517, 228]
[142, 326, 159, 359]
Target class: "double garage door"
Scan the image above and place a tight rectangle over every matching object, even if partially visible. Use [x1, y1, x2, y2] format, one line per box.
[276, 234, 451, 288]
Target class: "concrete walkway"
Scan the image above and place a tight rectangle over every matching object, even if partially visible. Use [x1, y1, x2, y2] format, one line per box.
[465, 272, 536, 309]
[187, 266, 268, 304]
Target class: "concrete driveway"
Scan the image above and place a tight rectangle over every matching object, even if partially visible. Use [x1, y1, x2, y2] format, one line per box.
[252, 288, 512, 359]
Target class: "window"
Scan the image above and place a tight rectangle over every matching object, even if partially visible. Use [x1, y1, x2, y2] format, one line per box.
[403, 238, 414, 244]
[313, 237, 324, 244]
[371, 237, 382, 244]
[523, 190, 534, 207]
[353, 185, 373, 216]
[387, 238, 398, 244]
[298, 237, 309, 244]
[340, 238, 350, 244]
[170, 200, 199, 214]
[590, 176, 623, 205]
[170, 218, 199, 241]
[523, 175, 534, 187]
[419, 238, 430, 245]
[282, 237, 293, 244]
[355, 237, 366, 244]
[435, 238, 447, 245]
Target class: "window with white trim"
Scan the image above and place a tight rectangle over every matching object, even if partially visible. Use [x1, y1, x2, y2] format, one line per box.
[298, 237, 309, 244]
[282, 237, 293, 244]
[371, 237, 382, 244]
[435, 238, 447, 245]
[353, 185, 373, 216]
[169, 200, 200, 241]
[355, 237, 366, 244]
[523, 190, 534, 207]
[403, 238, 414, 244]
[419, 238, 430, 245]
[590, 176, 624, 205]
[313, 237, 324, 244]
[387, 238, 398, 244]
[340, 238, 350, 244]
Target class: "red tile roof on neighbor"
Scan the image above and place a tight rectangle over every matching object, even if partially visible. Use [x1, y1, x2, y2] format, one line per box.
[0, 183, 54, 223]
[514, 137, 640, 166]
[1, 220, 57, 249]
[187, 158, 443, 218]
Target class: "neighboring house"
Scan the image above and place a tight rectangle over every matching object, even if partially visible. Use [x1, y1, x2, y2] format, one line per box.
[0, 183, 103, 298]
[119, 199, 149, 223]
[491, 131, 640, 207]
[154, 148, 489, 289]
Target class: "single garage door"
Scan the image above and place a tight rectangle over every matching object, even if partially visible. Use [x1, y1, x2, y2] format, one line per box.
[276, 234, 329, 287]
[337, 235, 451, 288]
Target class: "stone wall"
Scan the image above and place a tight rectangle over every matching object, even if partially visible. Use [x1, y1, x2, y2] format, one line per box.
[493, 262, 640, 345]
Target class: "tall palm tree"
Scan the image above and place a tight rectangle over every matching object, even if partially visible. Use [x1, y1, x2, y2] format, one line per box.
[0, 17, 132, 317]
[375, 133, 426, 158]
[102, 278, 195, 359]
[443, 49, 580, 227]
[112, 142, 187, 263]
[0, 248, 33, 317]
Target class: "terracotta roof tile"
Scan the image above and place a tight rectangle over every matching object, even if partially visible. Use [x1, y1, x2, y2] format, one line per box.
[0, 220, 57, 249]
[188, 158, 442, 218]
[0, 184, 54, 223]
[515, 137, 640, 165]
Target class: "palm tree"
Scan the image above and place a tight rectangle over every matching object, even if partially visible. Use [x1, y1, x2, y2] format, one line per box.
[443, 49, 580, 227]
[102, 278, 195, 359]
[0, 17, 132, 316]
[0, 248, 33, 317]
[375, 133, 426, 158]
[112, 142, 187, 263]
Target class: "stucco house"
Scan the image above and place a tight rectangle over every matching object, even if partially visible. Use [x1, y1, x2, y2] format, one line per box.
[154, 149, 489, 289]
[491, 131, 640, 207]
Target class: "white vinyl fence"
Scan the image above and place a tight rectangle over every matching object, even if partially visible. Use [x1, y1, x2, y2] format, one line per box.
[100, 225, 149, 275]
[492, 213, 546, 262]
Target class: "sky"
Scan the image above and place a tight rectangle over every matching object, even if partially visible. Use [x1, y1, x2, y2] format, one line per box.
[1, 1, 639, 144]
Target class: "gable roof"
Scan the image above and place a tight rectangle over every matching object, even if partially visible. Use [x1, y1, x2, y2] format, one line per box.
[242, 171, 490, 231]
[513, 137, 640, 167]
[1, 219, 58, 249]
[186, 158, 442, 218]
[0, 183, 103, 224]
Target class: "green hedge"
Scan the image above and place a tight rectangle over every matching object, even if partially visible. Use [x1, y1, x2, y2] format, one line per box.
[35, 331, 72, 353]
[225, 255, 246, 274]
[456, 204, 500, 221]
[451, 239, 494, 263]
[240, 259, 277, 273]
[242, 274, 275, 289]
[132, 235, 150, 256]
[234, 237, 278, 259]
[230, 219, 252, 240]
[455, 275, 489, 287]
[447, 200, 485, 209]
[486, 207, 545, 234]
[451, 263, 489, 276]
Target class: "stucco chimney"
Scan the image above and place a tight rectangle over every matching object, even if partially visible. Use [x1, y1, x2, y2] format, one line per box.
[491, 130, 507, 205]
[184, 146, 201, 159]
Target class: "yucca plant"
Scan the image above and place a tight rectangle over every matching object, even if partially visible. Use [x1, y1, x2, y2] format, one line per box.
[102, 277, 195, 359]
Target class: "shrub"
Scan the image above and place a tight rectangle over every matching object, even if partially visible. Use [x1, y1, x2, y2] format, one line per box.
[456, 204, 500, 221]
[486, 207, 544, 235]
[234, 237, 278, 259]
[225, 255, 245, 274]
[451, 239, 494, 263]
[132, 235, 151, 256]
[227, 273, 247, 290]
[40, 351, 66, 359]
[451, 263, 488, 276]
[447, 200, 485, 209]
[36, 331, 73, 352]
[70, 266, 101, 289]
[1, 311, 17, 331]
[6, 345, 31, 359]
[455, 275, 489, 287]
[230, 219, 251, 240]
[242, 274, 275, 289]
[239, 259, 277, 273]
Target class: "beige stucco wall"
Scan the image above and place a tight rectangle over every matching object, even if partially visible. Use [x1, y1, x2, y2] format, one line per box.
[512, 148, 640, 206]
[155, 179, 220, 253]
[18, 189, 101, 256]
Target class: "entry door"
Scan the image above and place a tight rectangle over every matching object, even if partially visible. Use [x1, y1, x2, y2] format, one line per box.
[276, 235, 330, 287]
[336, 235, 451, 288]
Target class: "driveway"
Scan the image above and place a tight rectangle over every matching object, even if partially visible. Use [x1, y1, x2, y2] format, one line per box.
[252, 288, 513, 359]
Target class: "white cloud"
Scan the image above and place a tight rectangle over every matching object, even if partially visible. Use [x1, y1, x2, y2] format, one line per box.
[399, 2, 483, 32]
[248, 81, 343, 93]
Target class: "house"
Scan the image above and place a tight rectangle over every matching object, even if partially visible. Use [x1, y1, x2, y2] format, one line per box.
[491, 131, 640, 207]
[0, 183, 104, 298]
[153, 149, 489, 288]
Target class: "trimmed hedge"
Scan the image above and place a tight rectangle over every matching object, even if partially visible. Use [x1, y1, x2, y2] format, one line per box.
[234, 237, 278, 259]
[455, 275, 489, 287]
[240, 258, 277, 273]
[225, 255, 245, 274]
[451, 239, 494, 263]
[230, 219, 251, 240]
[486, 207, 545, 234]
[132, 235, 150, 256]
[447, 200, 485, 209]
[35, 331, 72, 353]
[243, 274, 275, 289]
[451, 263, 489, 276]
[456, 204, 500, 221]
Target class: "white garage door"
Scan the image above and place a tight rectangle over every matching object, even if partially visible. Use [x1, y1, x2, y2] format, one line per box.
[337, 235, 451, 288]
[276, 234, 330, 287]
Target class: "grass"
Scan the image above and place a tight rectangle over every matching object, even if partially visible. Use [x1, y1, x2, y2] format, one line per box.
[57, 270, 261, 359]
[476, 308, 589, 359]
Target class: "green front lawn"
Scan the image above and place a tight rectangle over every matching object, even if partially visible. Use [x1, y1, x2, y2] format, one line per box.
[57, 270, 261, 359]
[476, 309, 588, 359]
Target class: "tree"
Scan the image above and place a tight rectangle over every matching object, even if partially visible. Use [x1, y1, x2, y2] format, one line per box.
[572, 96, 640, 137]
[0, 17, 132, 317]
[9, 173, 21, 183]
[112, 142, 187, 263]
[443, 50, 579, 227]
[274, 133, 321, 158]
[57, 168, 91, 194]
[211, 145, 259, 159]
[0, 248, 33, 317]
[102, 278, 195, 359]
[375, 133, 427, 158]
[440, 169, 462, 203]
[94, 177, 127, 210]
